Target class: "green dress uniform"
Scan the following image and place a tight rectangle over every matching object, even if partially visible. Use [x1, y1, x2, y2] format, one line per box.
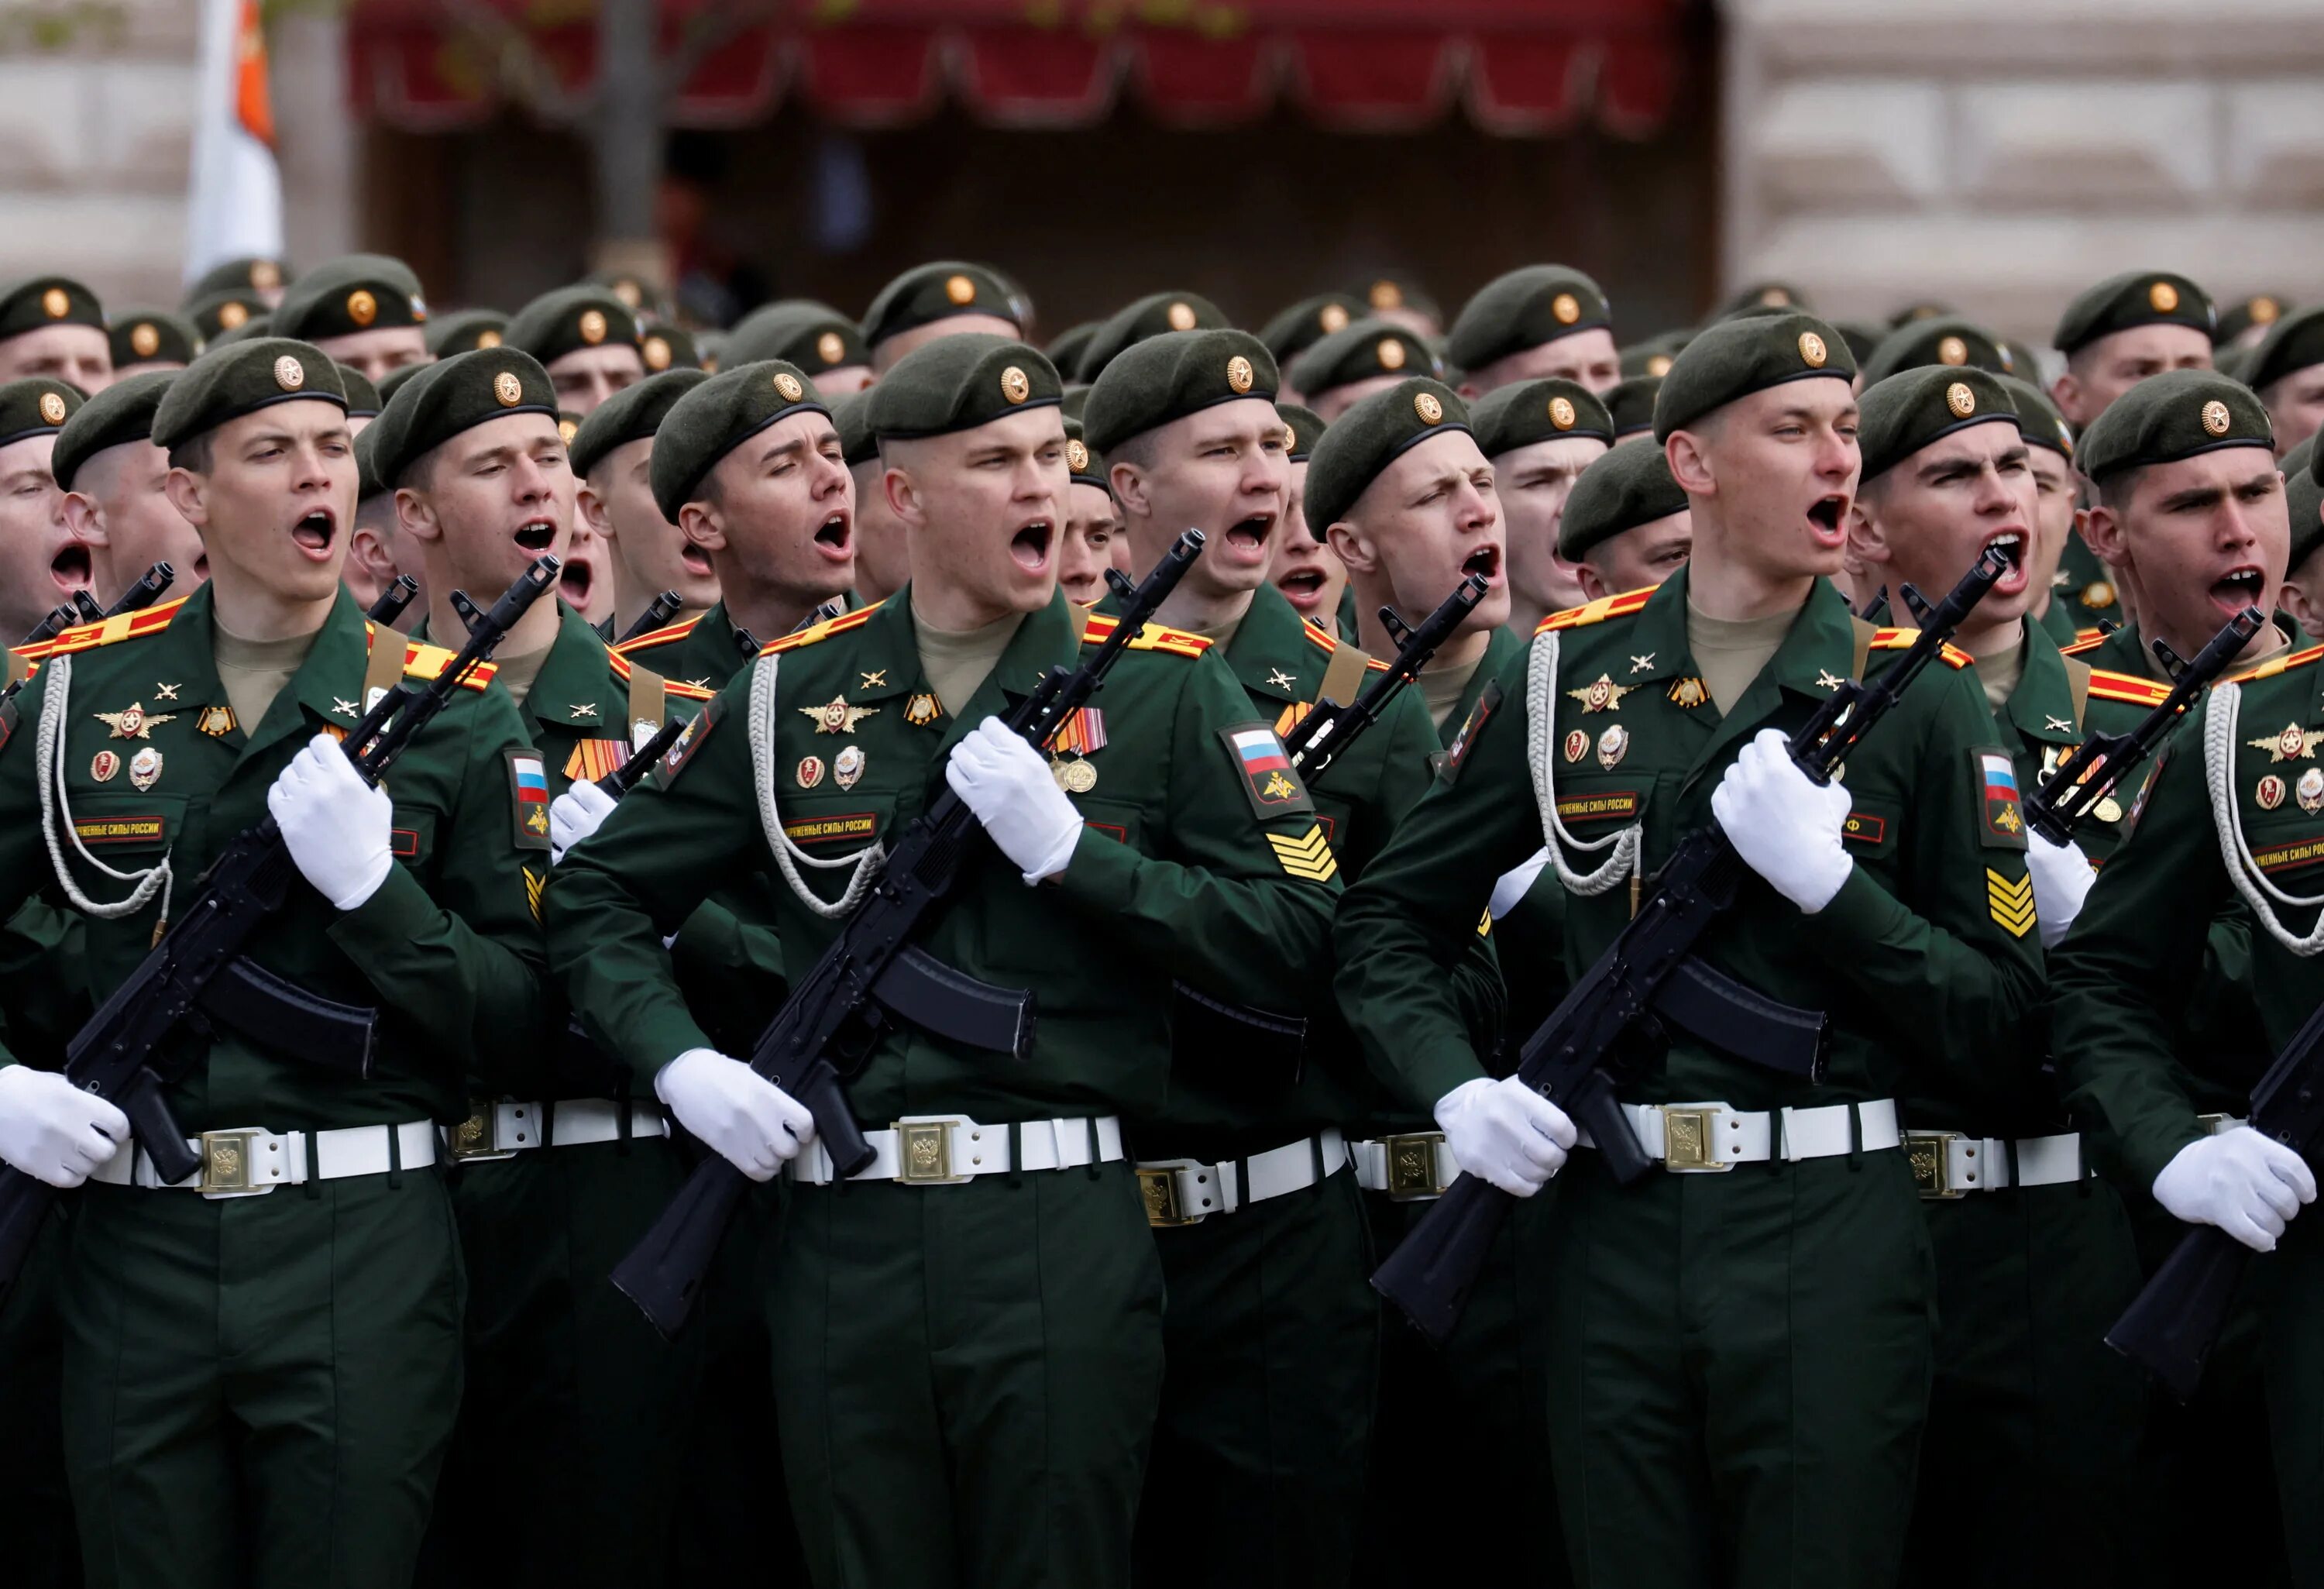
[0, 582, 547, 1589]
[545, 588, 1342, 1589]
[614, 600, 758, 698]
[1336, 569, 2046, 1588]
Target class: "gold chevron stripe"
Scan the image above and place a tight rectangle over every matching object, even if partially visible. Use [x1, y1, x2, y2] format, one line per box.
[1985, 868, 2034, 937]
[1267, 825, 1338, 882]
[524, 865, 545, 923]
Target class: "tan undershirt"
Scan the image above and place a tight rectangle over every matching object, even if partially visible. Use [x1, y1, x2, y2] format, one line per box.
[483, 641, 553, 710]
[1420, 652, 1485, 731]
[1686, 602, 1796, 714]
[212, 622, 322, 735]
[913, 596, 1023, 714]
[1978, 629, 2027, 713]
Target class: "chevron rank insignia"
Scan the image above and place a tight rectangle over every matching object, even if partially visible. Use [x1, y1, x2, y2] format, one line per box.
[1266, 824, 1339, 883]
[1985, 868, 2035, 939]
[523, 865, 545, 922]
[1221, 722, 1314, 819]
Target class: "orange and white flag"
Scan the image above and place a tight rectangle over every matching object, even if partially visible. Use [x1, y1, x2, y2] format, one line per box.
[185, 0, 283, 284]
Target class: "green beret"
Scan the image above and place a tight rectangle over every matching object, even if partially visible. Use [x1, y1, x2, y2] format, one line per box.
[1470, 377, 1614, 458]
[365, 347, 555, 489]
[569, 366, 710, 479]
[1619, 330, 1690, 380]
[376, 362, 430, 408]
[725, 301, 867, 375]
[504, 286, 639, 369]
[53, 370, 170, 489]
[1288, 319, 1438, 401]
[1996, 373, 2074, 460]
[639, 322, 700, 373]
[1059, 384, 1092, 425]
[1083, 328, 1277, 454]
[1886, 301, 1954, 328]
[273, 255, 428, 343]
[425, 308, 507, 358]
[1605, 375, 1662, 439]
[1720, 281, 1810, 317]
[189, 256, 289, 300]
[648, 359, 829, 521]
[1445, 266, 1612, 374]
[1997, 336, 2046, 383]
[209, 315, 273, 349]
[105, 308, 198, 370]
[1860, 315, 2016, 387]
[1652, 311, 1855, 442]
[1716, 301, 1796, 327]
[1062, 418, 1109, 491]
[860, 262, 1020, 350]
[335, 363, 383, 420]
[2280, 432, 2314, 480]
[355, 422, 385, 500]
[1303, 378, 1470, 532]
[1277, 402, 1326, 463]
[2077, 369, 2272, 482]
[868, 335, 1061, 443]
[1857, 366, 2016, 483]
[2054, 270, 2214, 356]
[2289, 464, 2324, 574]
[1260, 294, 1366, 367]
[583, 269, 668, 322]
[2219, 294, 2291, 348]
[151, 339, 346, 452]
[830, 390, 877, 469]
[1834, 320, 1887, 370]
[185, 288, 267, 342]
[1559, 442, 1690, 560]
[0, 277, 102, 344]
[1076, 291, 1231, 383]
[0, 377, 81, 456]
[694, 331, 727, 373]
[1352, 275, 1439, 323]
[2241, 305, 2324, 394]
[1043, 322, 1102, 377]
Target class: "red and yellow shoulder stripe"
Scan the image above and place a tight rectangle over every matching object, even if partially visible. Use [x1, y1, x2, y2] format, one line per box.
[2059, 631, 2109, 657]
[759, 600, 884, 656]
[1298, 621, 1390, 672]
[389, 630, 495, 691]
[610, 611, 703, 658]
[19, 596, 189, 666]
[1868, 627, 1972, 669]
[2230, 645, 2324, 686]
[606, 648, 713, 701]
[1081, 613, 1212, 659]
[2085, 667, 2174, 705]
[1537, 586, 1653, 634]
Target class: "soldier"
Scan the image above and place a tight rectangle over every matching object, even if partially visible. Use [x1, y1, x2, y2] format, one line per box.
[570, 368, 717, 641]
[107, 308, 199, 378]
[1352, 274, 1441, 340]
[272, 255, 433, 386]
[640, 322, 700, 375]
[1561, 439, 1693, 601]
[1074, 291, 1232, 383]
[56, 370, 207, 597]
[1058, 418, 1120, 607]
[2277, 464, 2324, 640]
[1337, 311, 2047, 1585]
[859, 262, 1022, 375]
[187, 254, 290, 309]
[425, 308, 508, 359]
[2237, 304, 2324, 458]
[0, 277, 111, 393]
[1259, 292, 1363, 404]
[1265, 404, 1349, 632]
[545, 332, 1340, 1587]
[1858, 315, 2016, 387]
[343, 426, 409, 618]
[725, 301, 875, 394]
[505, 286, 647, 417]
[1990, 375, 2086, 648]
[1287, 318, 1442, 423]
[185, 287, 266, 346]
[0, 377, 87, 644]
[1473, 377, 1613, 636]
[337, 365, 381, 436]
[2216, 292, 2288, 353]
[1447, 266, 1620, 397]
[832, 391, 910, 607]
[1606, 372, 1662, 447]
[0, 338, 547, 1588]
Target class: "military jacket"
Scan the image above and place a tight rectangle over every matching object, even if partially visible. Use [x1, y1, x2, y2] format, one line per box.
[1336, 569, 2045, 1114]
[0, 584, 548, 1132]
[545, 586, 1341, 1126]
[612, 600, 755, 698]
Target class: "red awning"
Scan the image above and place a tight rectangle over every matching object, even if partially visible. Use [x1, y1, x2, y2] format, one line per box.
[347, 0, 1680, 138]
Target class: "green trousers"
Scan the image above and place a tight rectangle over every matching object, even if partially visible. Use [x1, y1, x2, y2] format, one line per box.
[60, 1171, 463, 1589]
[1135, 1168, 1377, 1589]
[767, 1160, 1164, 1589]
[1901, 1179, 2147, 1588]
[2261, 1210, 2324, 1587]
[1, 1213, 79, 1588]
[425, 1136, 703, 1587]
[1542, 1149, 1935, 1588]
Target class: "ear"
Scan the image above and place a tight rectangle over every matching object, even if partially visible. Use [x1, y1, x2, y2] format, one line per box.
[676, 497, 727, 555]
[1574, 560, 1611, 602]
[163, 466, 205, 530]
[1325, 518, 1378, 577]
[393, 483, 441, 548]
[2278, 576, 2322, 640]
[2081, 498, 2126, 566]
[1665, 429, 1716, 497]
[1108, 459, 1151, 520]
[1455, 380, 1482, 401]
[2050, 371, 2084, 429]
[60, 490, 107, 546]
[1845, 494, 1893, 569]
[883, 463, 924, 530]
[576, 480, 614, 543]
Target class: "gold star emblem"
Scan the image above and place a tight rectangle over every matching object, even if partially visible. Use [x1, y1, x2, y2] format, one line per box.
[1267, 669, 1297, 690]
[93, 703, 175, 740]
[1814, 670, 1844, 691]
[153, 682, 180, 701]
[1564, 673, 1635, 714]
[801, 696, 880, 735]
[2249, 724, 2319, 764]
[569, 702, 600, 718]
[860, 670, 888, 690]
[1629, 654, 1655, 674]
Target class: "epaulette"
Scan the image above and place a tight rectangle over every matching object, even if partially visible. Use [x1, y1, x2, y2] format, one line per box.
[2060, 632, 2107, 657]
[2085, 668, 2175, 705]
[1299, 621, 1390, 672]
[1868, 628, 1972, 669]
[33, 596, 189, 660]
[760, 600, 883, 656]
[1080, 614, 1212, 659]
[602, 648, 713, 700]
[397, 635, 496, 691]
[1537, 586, 1653, 633]
[610, 612, 702, 657]
[2229, 645, 2324, 686]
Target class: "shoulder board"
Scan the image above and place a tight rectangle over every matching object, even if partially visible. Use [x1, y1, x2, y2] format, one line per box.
[661, 676, 713, 701]
[2085, 667, 2174, 705]
[2229, 645, 2324, 686]
[399, 637, 495, 691]
[1867, 628, 1972, 669]
[1298, 621, 1391, 672]
[759, 600, 883, 656]
[2060, 632, 2108, 657]
[610, 612, 703, 657]
[1080, 614, 1212, 658]
[36, 596, 188, 659]
[1537, 586, 1653, 634]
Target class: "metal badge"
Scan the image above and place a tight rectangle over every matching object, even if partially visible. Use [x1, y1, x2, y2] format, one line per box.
[796, 755, 825, 789]
[89, 749, 119, 782]
[1597, 724, 1628, 769]
[128, 747, 161, 791]
[2299, 767, 2324, 814]
[1563, 728, 1588, 763]
[834, 744, 865, 791]
[1054, 757, 1098, 794]
[196, 706, 235, 738]
[904, 693, 943, 727]
[2258, 775, 2288, 812]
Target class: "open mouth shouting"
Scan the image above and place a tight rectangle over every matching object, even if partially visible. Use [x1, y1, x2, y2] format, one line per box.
[1982, 527, 2029, 595]
[2213, 562, 2268, 620]
[1009, 516, 1055, 573]
[290, 507, 339, 562]
[1218, 512, 1277, 567]
[1805, 494, 1848, 549]
[559, 549, 596, 610]
[813, 507, 854, 566]
[48, 538, 90, 594]
[1276, 564, 1329, 612]
[1460, 542, 1504, 589]
[512, 514, 558, 555]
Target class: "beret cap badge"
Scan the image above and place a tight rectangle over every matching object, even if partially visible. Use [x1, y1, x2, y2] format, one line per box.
[2202, 399, 2232, 436]
[1937, 335, 1968, 366]
[1067, 439, 1090, 472]
[1549, 395, 1578, 429]
[1414, 390, 1443, 424]
[579, 309, 608, 346]
[643, 336, 671, 371]
[773, 370, 805, 401]
[1167, 301, 1198, 332]
[1320, 304, 1349, 334]
[130, 323, 160, 358]
[2254, 296, 2282, 325]
[40, 287, 67, 318]
[816, 331, 845, 366]
[347, 289, 377, 327]
[1552, 293, 1581, 326]
[558, 417, 578, 445]
[944, 274, 977, 306]
[1370, 280, 1404, 311]
[273, 356, 304, 391]
[493, 370, 523, 406]
[1946, 382, 1976, 418]
[251, 260, 281, 291]
[1648, 354, 1673, 377]
[38, 391, 66, 425]
[1000, 366, 1031, 404]
[1378, 339, 1408, 372]
[2150, 281, 2181, 313]
[476, 328, 502, 349]
[218, 301, 249, 330]
[1798, 332, 1828, 369]
[1226, 356, 1254, 394]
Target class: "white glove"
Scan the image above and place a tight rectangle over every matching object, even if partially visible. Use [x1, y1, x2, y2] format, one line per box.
[1435, 1075, 1574, 1198]
[1489, 848, 1550, 920]
[2153, 1126, 2317, 1252]
[1711, 728, 1853, 913]
[653, 1047, 816, 1183]
[944, 717, 1083, 884]
[2023, 832, 2095, 949]
[550, 779, 618, 865]
[267, 734, 393, 910]
[0, 1065, 129, 1188]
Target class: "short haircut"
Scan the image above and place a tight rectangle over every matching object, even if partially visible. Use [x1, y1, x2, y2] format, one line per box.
[167, 432, 212, 474]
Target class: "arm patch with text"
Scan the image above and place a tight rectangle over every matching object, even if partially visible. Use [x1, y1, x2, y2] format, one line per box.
[1219, 722, 1315, 820]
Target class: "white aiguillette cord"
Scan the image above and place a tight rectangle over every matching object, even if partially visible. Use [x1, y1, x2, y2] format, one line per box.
[35, 652, 175, 932]
[2205, 679, 2324, 955]
[747, 652, 885, 920]
[1526, 629, 1641, 896]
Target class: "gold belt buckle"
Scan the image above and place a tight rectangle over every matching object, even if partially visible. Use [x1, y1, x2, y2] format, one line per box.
[894, 1118, 970, 1185]
[198, 1129, 271, 1197]
[1658, 1106, 1730, 1172]
[1382, 1132, 1449, 1200]
[1904, 1130, 1965, 1199]
[2198, 1113, 2238, 1137]
[448, 1102, 519, 1162]
[1139, 1164, 1205, 1227]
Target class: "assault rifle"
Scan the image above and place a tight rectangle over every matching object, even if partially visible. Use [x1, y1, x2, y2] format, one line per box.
[0, 558, 561, 1299]
[1283, 573, 1487, 785]
[3, 565, 177, 705]
[615, 590, 683, 645]
[610, 530, 1208, 1337]
[366, 575, 420, 628]
[1372, 547, 2011, 1343]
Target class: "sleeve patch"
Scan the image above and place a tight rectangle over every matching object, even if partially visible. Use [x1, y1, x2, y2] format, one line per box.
[1219, 721, 1315, 820]
[1971, 748, 2027, 850]
[1841, 810, 1889, 846]
[507, 748, 552, 850]
[1985, 868, 2035, 938]
[1435, 678, 1503, 783]
[1265, 824, 1339, 882]
[658, 696, 717, 786]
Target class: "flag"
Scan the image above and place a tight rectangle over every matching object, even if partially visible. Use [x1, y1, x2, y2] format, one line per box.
[184, 0, 283, 286]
